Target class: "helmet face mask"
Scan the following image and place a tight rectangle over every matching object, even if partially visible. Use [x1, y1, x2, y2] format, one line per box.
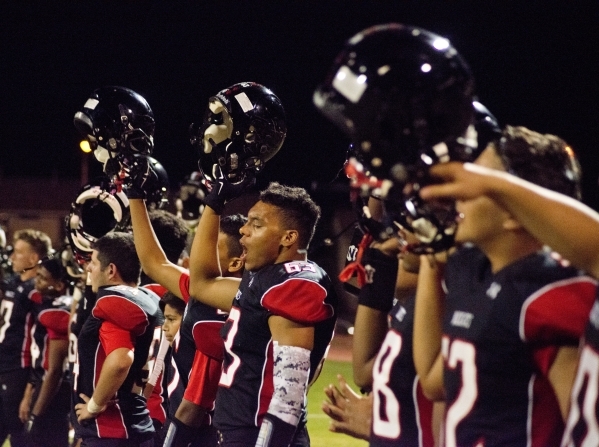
[74, 86, 155, 172]
[314, 23, 475, 182]
[190, 82, 287, 183]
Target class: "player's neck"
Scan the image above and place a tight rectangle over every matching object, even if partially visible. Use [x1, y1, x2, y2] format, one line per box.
[276, 244, 307, 264]
[481, 231, 543, 273]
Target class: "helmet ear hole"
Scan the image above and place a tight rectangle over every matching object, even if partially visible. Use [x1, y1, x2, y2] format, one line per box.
[74, 86, 155, 173]
[192, 82, 287, 183]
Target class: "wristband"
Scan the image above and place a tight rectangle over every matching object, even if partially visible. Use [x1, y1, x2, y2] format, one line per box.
[87, 396, 107, 415]
[256, 413, 297, 447]
[25, 414, 36, 433]
[357, 247, 398, 312]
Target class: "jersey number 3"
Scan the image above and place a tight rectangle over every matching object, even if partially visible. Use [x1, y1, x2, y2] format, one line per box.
[219, 307, 242, 387]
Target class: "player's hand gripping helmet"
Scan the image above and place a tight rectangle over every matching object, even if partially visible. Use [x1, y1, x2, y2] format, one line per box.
[65, 176, 130, 264]
[189, 82, 287, 183]
[314, 23, 475, 184]
[122, 154, 170, 210]
[74, 86, 155, 173]
[384, 100, 501, 253]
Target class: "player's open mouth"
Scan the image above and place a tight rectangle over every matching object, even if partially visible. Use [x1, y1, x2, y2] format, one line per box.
[240, 244, 247, 261]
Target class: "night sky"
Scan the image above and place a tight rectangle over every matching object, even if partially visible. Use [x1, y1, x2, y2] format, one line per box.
[1, 1, 599, 211]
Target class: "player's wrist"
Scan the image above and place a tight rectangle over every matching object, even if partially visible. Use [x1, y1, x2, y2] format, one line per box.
[86, 396, 107, 415]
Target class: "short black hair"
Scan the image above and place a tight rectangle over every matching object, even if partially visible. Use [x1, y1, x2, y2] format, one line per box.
[494, 125, 582, 200]
[220, 214, 247, 258]
[148, 209, 190, 263]
[259, 182, 321, 248]
[40, 257, 68, 284]
[159, 291, 186, 315]
[92, 232, 141, 284]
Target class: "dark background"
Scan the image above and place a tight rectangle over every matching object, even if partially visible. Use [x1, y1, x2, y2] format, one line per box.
[1, 0, 599, 210]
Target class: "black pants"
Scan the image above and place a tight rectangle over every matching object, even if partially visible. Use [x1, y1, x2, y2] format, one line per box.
[81, 437, 154, 447]
[29, 378, 71, 447]
[216, 423, 309, 447]
[0, 368, 31, 447]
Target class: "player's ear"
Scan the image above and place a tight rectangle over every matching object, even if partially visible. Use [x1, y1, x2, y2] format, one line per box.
[55, 281, 66, 293]
[107, 262, 118, 279]
[280, 230, 298, 247]
[227, 257, 244, 274]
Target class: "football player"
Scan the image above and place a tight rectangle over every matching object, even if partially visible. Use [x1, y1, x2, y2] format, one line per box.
[413, 126, 597, 446]
[419, 144, 599, 447]
[0, 229, 53, 447]
[24, 257, 72, 447]
[126, 164, 245, 447]
[72, 232, 163, 446]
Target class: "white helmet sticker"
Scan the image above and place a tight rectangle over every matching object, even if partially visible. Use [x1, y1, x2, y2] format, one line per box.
[84, 98, 99, 110]
[235, 92, 254, 113]
[333, 65, 367, 104]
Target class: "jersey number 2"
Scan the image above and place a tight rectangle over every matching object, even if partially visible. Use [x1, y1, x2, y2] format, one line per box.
[442, 337, 478, 447]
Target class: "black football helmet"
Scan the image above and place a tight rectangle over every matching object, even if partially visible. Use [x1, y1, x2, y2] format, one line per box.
[121, 155, 170, 210]
[65, 176, 130, 264]
[190, 82, 287, 183]
[175, 171, 209, 228]
[74, 86, 155, 171]
[314, 23, 475, 183]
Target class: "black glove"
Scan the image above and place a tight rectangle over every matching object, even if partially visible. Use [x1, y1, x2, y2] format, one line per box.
[204, 165, 255, 214]
[123, 155, 157, 200]
[163, 417, 195, 447]
[255, 413, 297, 447]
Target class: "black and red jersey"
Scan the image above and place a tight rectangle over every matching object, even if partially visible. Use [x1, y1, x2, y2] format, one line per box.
[442, 246, 597, 447]
[72, 284, 163, 440]
[174, 272, 227, 425]
[562, 293, 599, 446]
[0, 274, 36, 373]
[140, 281, 169, 426]
[370, 296, 435, 447]
[213, 260, 338, 434]
[31, 293, 72, 379]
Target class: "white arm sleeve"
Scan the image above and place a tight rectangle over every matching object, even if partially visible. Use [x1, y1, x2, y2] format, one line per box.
[147, 334, 170, 387]
[267, 342, 311, 426]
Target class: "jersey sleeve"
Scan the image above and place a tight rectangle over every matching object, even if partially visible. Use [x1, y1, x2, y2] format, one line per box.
[521, 277, 597, 343]
[99, 320, 135, 354]
[38, 308, 70, 340]
[182, 350, 222, 408]
[192, 320, 225, 360]
[143, 283, 168, 299]
[179, 272, 191, 304]
[262, 278, 334, 324]
[30, 290, 43, 304]
[93, 295, 151, 337]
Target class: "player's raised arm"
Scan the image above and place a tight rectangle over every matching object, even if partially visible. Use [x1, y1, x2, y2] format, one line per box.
[188, 167, 251, 312]
[421, 161, 599, 278]
[412, 254, 447, 401]
[124, 155, 188, 298]
[129, 198, 187, 298]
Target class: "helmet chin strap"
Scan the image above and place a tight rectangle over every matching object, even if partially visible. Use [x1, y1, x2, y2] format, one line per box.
[20, 254, 54, 273]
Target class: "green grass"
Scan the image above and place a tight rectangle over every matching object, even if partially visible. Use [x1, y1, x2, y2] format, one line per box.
[307, 359, 369, 447]
[2, 360, 367, 447]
